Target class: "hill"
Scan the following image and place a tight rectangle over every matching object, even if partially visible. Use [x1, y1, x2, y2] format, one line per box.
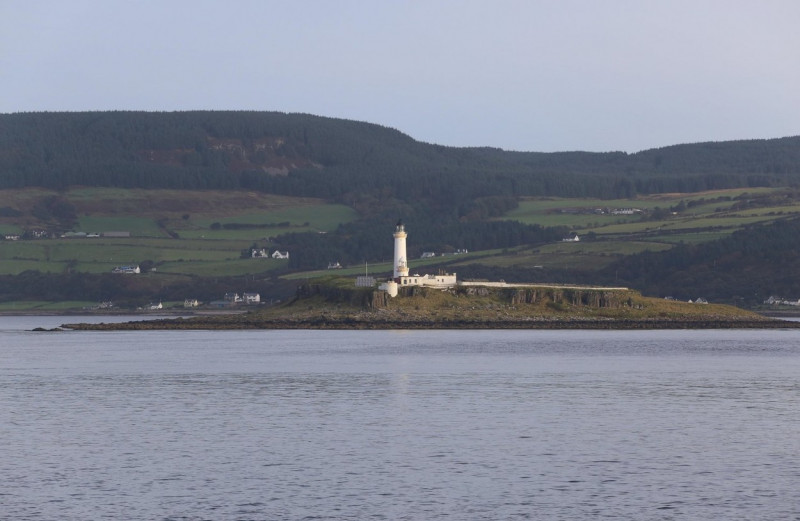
[3, 111, 800, 206]
[2, 111, 800, 310]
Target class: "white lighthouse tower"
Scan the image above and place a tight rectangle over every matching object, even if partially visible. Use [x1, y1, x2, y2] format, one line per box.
[393, 220, 409, 279]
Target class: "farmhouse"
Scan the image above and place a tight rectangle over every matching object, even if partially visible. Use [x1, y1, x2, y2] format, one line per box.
[243, 292, 261, 304]
[272, 250, 290, 259]
[112, 265, 140, 274]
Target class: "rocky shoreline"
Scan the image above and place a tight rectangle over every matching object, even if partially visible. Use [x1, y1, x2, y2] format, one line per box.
[59, 313, 799, 331]
[54, 283, 800, 331]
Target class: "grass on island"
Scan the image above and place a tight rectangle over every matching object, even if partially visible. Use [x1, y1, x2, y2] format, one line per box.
[256, 278, 765, 324]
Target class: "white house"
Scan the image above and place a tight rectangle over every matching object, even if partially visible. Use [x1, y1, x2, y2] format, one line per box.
[398, 273, 458, 289]
[184, 298, 199, 308]
[224, 292, 242, 303]
[420, 252, 436, 258]
[251, 248, 269, 258]
[272, 250, 290, 259]
[112, 265, 140, 274]
[243, 292, 261, 304]
[562, 234, 580, 242]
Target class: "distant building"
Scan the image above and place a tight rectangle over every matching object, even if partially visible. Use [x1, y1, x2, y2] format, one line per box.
[243, 292, 261, 304]
[224, 292, 242, 303]
[112, 265, 140, 274]
[184, 298, 199, 308]
[764, 296, 800, 306]
[420, 252, 436, 259]
[327, 262, 342, 269]
[397, 273, 457, 289]
[272, 250, 289, 259]
[562, 234, 580, 242]
[251, 248, 269, 258]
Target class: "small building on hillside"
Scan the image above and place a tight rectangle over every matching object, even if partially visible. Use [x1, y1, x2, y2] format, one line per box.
[251, 248, 269, 258]
[243, 292, 261, 304]
[112, 265, 140, 274]
[184, 298, 199, 308]
[224, 292, 242, 303]
[272, 250, 290, 259]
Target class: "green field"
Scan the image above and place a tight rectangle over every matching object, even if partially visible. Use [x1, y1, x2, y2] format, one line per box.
[448, 241, 673, 270]
[0, 300, 98, 311]
[0, 188, 360, 277]
[76, 216, 168, 237]
[2, 186, 799, 281]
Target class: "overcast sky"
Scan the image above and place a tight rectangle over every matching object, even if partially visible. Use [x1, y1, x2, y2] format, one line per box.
[1, 1, 799, 152]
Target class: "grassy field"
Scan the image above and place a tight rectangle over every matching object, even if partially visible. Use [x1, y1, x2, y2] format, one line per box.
[0, 188, 360, 277]
[157, 258, 288, 277]
[0, 300, 98, 311]
[478, 187, 800, 272]
[2, 186, 799, 282]
[448, 241, 673, 270]
[76, 216, 168, 237]
[503, 188, 783, 230]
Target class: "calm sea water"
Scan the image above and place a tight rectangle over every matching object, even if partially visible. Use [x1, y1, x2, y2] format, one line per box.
[2, 316, 800, 520]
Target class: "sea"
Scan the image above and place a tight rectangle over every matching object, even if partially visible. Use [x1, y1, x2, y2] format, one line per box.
[2, 315, 800, 520]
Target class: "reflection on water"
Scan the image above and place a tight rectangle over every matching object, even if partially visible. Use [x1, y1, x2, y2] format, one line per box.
[2, 320, 800, 519]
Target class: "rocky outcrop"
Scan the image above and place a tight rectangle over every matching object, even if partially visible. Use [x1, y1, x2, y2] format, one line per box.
[295, 283, 389, 310]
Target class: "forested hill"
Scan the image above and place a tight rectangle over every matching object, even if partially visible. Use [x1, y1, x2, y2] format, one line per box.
[2, 111, 800, 203]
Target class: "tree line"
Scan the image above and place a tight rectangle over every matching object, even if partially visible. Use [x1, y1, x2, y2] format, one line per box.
[2, 112, 799, 210]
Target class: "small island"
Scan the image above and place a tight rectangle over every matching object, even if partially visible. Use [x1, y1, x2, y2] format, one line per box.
[62, 278, 794, 331]
[62, 222, 796, 331]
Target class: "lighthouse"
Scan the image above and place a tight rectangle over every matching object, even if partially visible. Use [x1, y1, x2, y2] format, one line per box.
[393, 220, 409, 278]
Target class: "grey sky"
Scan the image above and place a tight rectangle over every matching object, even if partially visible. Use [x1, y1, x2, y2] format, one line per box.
[1, 0, 798, 152]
